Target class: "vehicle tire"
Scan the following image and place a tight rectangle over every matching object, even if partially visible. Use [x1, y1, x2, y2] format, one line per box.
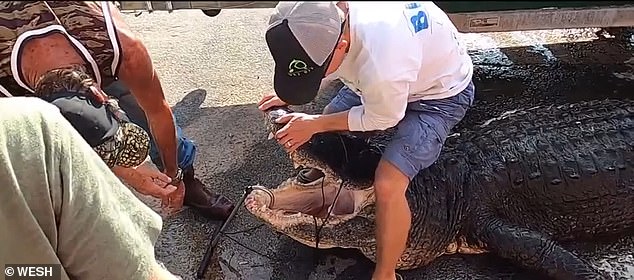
[202, 9, 221, 17]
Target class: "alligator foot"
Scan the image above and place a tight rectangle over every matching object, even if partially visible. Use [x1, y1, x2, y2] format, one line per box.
[475, 218, 607, 280]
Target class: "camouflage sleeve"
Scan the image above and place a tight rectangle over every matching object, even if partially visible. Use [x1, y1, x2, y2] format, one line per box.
[0, 97, 165, 280]
[94, 121, 151, 168]
[35, 90, 151, 169]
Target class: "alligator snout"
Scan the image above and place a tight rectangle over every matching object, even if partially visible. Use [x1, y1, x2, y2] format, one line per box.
[263, 106, 342, 185]
[264, 106, 293, 136]
[263, 106, 382, 190]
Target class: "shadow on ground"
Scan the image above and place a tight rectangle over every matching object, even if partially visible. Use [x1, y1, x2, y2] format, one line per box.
[150, 36, 634, 280]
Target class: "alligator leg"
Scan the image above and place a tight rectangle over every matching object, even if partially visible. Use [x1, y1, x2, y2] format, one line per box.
[475, 219, 606, 280]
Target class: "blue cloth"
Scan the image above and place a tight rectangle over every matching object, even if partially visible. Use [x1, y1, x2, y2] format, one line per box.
[146, 117, 197, 171]
[323, 81, 475, 179]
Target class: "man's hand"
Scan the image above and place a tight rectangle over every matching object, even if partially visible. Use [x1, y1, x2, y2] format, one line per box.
[135, 163, 184, 209]
[162, 181, 185, 210]
[274, 113, 323, 152]
[112, 165, 177, 203]
[258, 92, 287, 111]
[134, 162, 171, 183]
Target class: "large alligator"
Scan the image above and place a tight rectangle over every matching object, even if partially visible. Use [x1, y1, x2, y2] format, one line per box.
[244, 98, 634, 280]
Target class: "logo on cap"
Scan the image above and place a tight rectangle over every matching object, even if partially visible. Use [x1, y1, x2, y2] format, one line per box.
[287, 59, 313, 77]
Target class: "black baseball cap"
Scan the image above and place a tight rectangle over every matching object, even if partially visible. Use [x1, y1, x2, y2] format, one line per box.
[265, 2, 345, 105]
[42, 90, 119, 148]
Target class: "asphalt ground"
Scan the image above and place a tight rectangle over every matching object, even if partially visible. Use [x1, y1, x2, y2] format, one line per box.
[119, 8, 634, 280]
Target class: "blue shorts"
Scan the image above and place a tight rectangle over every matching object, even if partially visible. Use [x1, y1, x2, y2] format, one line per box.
[323, 81, 475, 180]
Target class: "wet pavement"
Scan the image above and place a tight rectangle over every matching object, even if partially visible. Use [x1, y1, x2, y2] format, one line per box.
[119, 8, 634, 280]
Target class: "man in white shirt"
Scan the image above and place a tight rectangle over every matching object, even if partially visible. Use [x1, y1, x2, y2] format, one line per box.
[258, 2, 475, 279]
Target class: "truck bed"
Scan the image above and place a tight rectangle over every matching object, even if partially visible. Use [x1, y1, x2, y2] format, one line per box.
[114, 1, 634, 33]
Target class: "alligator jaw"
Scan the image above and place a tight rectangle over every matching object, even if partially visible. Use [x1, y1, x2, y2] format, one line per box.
[248, 107, 376, 242]
[244, 179, 375, 232]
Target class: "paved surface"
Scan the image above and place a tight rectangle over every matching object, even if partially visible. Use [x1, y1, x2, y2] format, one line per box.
[119, 8, 634, 280]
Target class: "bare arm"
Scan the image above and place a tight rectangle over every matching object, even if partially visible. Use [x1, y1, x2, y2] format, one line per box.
[111, 165, 175, 199]
[314, 110, 350, 132]
[112, 16, 180, 179]
[312, 80, 410, 133]
[346, 80, 409, 132]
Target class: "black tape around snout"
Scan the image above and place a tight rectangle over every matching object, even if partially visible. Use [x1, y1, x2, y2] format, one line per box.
[265, 106, 293, 122]
[264, 106, 295, 135]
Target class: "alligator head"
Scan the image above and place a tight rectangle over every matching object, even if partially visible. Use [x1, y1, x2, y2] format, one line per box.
[245, 106, 385, 250]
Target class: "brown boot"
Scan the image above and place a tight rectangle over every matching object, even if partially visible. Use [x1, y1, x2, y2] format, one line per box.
[183, 167, 234, 220]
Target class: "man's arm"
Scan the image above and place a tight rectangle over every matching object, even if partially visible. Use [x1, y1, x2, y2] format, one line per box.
[315, 80, 410, 133]
[112, 15, 180, 179]
[314, 110, 350, 132]
[111, 165, 176, 199]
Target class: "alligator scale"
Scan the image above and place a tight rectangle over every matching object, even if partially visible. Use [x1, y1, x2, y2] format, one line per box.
[244, 98, 634, 280]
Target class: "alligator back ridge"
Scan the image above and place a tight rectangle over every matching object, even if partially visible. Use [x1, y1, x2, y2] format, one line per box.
[452, 98, 634, 241]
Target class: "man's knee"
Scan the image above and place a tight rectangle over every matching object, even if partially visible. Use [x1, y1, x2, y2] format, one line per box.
[104, 81, 198, 169]
[323, 97, 353, 114]
[373, 159, 411, 202]
[374, 179, 403, 203]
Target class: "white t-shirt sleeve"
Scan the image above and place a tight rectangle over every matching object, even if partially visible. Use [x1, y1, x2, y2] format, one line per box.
[347, 79, 410, 132]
